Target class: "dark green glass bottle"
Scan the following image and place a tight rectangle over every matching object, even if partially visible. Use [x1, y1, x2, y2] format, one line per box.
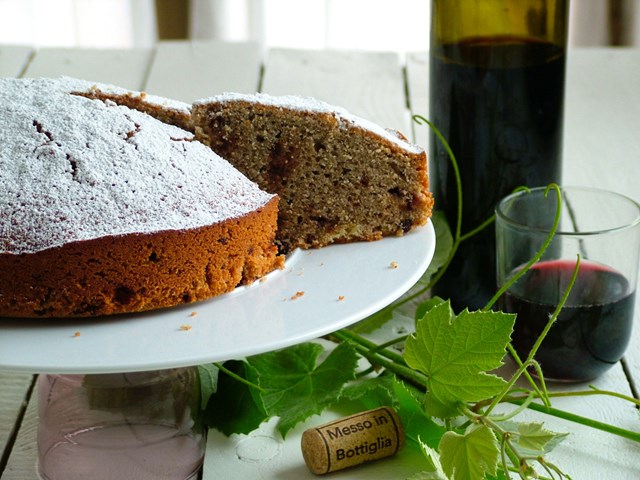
[429, 0, 569, 311]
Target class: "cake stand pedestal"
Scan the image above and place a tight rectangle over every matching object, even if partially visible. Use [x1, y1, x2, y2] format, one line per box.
[37, 368, 204, 480]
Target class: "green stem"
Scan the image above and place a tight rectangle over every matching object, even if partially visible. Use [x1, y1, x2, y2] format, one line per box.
[459, 213, 496, 242]
[484, 185, 565, 411]
[462, 406, 525, 478]
[213, 362, 265, 393]
[371, 334, 409, 354]
[487, 393, 536, 422]
[502, 256, 580, 411]
[484, 256, 580, 417]
[524, 257, 580, 364]
[414, 115, 463, 241]
[390, 115, 499, 309]
[336, 328, 406, 365]
[506, 344, 550, 408]
[510, 399, 640, 443]
[403, 115, 465, 303]
[483, 184, 562, 311]
[491, 389, 640, 409]
[339, 323, 640, 442]
[332, 331, 429, 389]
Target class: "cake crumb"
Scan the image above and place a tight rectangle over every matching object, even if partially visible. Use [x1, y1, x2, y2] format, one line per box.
[389, 261, 399, 269]
[72, 331, 81, 338]
[179, 324, 192, 331]
[290, 291, 305, 300]
[338, 295, 345, 301]
[189, 311, 198, 317]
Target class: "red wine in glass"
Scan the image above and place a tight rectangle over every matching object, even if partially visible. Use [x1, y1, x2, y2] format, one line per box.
[499, 259, 635, 382]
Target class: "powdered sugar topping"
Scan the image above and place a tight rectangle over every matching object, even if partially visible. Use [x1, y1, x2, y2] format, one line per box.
[194, 92, 424, 154]
[0, 77, 275, 254]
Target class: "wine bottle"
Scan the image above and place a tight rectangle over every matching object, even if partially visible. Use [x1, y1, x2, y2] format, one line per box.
[429, 0, 569, 311]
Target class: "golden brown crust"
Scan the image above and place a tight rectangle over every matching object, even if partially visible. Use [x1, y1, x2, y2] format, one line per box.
[0, 197, 282, 318]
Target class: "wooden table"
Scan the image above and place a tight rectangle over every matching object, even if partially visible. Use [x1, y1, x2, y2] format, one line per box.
[1, 42, 639, 479]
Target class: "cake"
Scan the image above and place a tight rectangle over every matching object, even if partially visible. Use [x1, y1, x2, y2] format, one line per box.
[0, 78, 282, 318]
[1, 77, 433, 319]
[192, 94, 433, 252]
[83, 86, 433, 253]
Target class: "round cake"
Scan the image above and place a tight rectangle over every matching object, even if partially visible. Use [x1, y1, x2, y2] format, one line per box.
[0, 77, 282, 318]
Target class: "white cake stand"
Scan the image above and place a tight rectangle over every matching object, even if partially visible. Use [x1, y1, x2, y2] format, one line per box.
[2, 223, 436, 480]
[0, 222, 435, 374]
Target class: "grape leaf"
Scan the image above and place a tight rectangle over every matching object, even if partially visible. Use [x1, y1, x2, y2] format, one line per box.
[343, 375, 447, 449]
[340, 374, 398, 408]
[197, 363, 219, 410]
[415, 296, 446, 323]
[247, 342, 358, 437]
[203, 360, 267, 435]
[408, 439, 448, 480]
[439, 424, 500, 480]
[392, 378, 447, 448]
[500, 420, 568, 455]
[404, 301, 515, 418]
[407, 473, 448, 480]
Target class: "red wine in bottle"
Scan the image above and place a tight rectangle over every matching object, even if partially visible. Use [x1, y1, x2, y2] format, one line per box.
[428, 1, 569, 311]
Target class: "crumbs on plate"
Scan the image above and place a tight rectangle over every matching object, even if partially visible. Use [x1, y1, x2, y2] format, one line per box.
[338, 295, 345, 301]
[72, 331, 81, 338]
[179, 324, 192, 331]
[389, 261, 399, 269]
[290, 291, 305, 301]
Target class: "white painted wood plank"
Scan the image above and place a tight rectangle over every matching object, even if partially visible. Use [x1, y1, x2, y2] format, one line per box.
[2, 385, 38, 480]
[405, 51, 429, 148]
[0, 374, 33, 461]
[0, 45, 33, 78]
[262, 48, 410, 136]
[145, 40, 262, 102]
[563, 49, 640, 393]
[628, 305, 640, 394]
[23, 47, 153, 91]
[563, 49, 640, 205]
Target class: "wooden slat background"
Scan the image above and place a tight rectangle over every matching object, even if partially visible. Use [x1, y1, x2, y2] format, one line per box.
[146, 40, 263, 102]
[1, 43, 639, 479]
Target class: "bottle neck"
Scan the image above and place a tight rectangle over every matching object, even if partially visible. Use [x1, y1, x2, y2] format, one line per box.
[431, 0, 569, 48]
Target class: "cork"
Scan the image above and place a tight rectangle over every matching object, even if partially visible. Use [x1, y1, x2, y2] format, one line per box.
[301, 406, 405, 475]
